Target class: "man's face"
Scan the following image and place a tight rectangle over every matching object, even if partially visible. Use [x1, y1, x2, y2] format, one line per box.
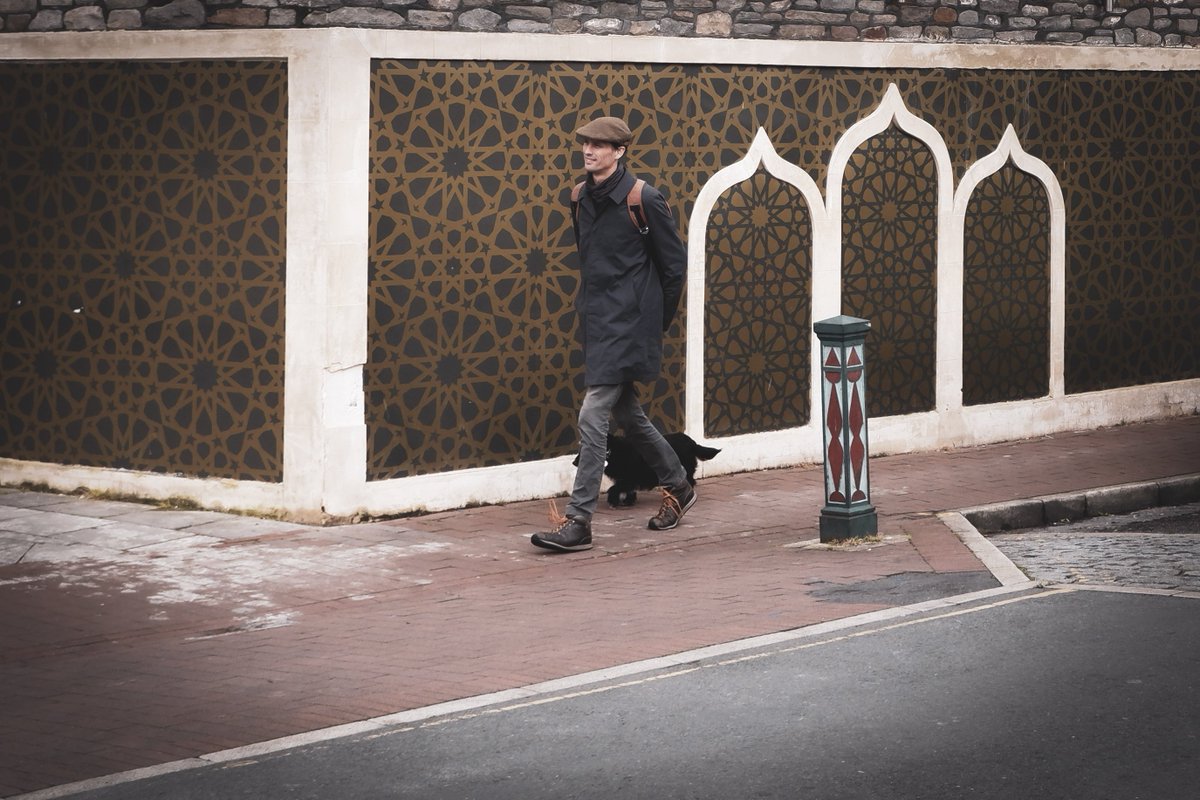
[580, 137, 624, 180]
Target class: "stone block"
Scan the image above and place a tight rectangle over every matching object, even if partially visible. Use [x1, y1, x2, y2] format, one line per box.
[784, 9, 846, 23]
[779, 23, 826, 37]
[4, 12, 34, 29]
[696, 10, 732, 34]
[508, 5, 552, 20]
[951, 24, 993, 37]
[409, 9, 453, 26]
[1045, 31, 1084, 41]
[980, 0, 1020, 12]
[599, 1, 638, 18]
[996, 29, 1037, 40]
[732, 21, 773, 35]
[208, 7, 270, 25]
[0, 0, 36, 13]
[458, 7, 500, 28]
[656, 16, 693, 34]
[933, 6, 958, 23]
[830, 24, 858, 38]
[268, 8, 298, 24]
[28, 8, 63, 29]
[555, 2, 599, 18]
[1122, 7, 1150, 27]
[582, 16, 623, 32]
[144, 0, 206, 28]
[106, 7, 143, 27]
[1135, 28, 1162, 44]
[64, 5, 104, 29]
[308, 7, 406, 25]
[899, 6, 934, 23]
[508, 18, 552, 30]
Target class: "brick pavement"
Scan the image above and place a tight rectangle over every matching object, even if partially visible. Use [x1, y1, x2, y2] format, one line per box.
[1, 415, 1198, 797]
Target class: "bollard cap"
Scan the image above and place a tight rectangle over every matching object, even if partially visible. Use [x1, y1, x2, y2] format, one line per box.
[814, 315, 871, 339]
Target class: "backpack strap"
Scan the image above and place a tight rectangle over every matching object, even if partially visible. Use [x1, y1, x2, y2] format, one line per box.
[626, 179, 649, 235]
[571, 181, 586, 238]
[570, 178, 652, 235]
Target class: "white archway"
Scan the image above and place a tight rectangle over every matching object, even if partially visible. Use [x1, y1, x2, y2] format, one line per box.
[952, 124, 1067, 402]
[684, 128, 830, 470]
[826, 84, 957, 418]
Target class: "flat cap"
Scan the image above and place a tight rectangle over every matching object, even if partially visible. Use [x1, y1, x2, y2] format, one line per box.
[575, 116, 633, 146]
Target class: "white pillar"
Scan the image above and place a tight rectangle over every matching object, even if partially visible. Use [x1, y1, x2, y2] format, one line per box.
[283, 31, 371, 520]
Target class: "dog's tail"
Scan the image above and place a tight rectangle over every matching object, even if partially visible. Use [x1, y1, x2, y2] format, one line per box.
[694, 444, 721, 461]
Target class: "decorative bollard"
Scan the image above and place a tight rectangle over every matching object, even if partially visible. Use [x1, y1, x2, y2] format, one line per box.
[814, 315, 878, 542]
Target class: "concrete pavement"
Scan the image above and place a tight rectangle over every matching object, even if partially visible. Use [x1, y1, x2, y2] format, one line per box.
[1, 415, 1198, 797]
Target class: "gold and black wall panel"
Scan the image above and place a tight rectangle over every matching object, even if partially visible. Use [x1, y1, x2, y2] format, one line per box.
[841, 128, 940, 417]
[0, 61, 287, 481]
[705, 169, 813, 436]
[368, 62, 1199, 480]
[963, 165, 1051, 405]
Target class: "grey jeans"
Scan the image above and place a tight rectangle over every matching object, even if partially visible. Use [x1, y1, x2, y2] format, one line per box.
[566, 383, 687, 521]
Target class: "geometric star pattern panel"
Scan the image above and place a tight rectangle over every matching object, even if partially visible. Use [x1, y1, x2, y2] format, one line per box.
[840, 128, 939, 417]
[1050, 71, 1200, 392]
[369, 63, 1199, 479]
[704, 169, 812, 437]
[963, 163, 1051, 405]
[0, 62, 287, 481]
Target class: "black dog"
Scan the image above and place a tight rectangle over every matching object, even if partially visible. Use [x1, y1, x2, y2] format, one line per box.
[584, 432, 720, 507]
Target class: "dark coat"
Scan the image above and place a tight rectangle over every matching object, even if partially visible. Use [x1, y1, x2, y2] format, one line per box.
[572, 169, 686, 386]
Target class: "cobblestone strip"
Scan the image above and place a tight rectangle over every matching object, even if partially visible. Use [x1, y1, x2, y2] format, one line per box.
[988, 503, 1200, 593]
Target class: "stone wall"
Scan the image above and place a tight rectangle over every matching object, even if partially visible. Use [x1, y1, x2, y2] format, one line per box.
[2, 0, 1198, 46]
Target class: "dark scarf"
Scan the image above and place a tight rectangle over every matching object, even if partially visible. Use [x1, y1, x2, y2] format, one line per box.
[586, 164, 627, 204]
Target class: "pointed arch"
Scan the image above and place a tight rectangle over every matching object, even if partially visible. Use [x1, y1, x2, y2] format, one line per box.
[827, 84, 956, 416]
[686, 129, 829, 452]
[953, 125, 1067, 401]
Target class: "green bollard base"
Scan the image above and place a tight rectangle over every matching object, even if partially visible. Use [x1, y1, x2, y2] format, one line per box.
[819, 506, 879, 543]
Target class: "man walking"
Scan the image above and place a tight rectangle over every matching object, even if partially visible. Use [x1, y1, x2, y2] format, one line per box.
[531, 115, 695, 553]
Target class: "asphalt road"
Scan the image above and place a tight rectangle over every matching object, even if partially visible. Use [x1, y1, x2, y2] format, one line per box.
[57, 586, 1200, 800]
